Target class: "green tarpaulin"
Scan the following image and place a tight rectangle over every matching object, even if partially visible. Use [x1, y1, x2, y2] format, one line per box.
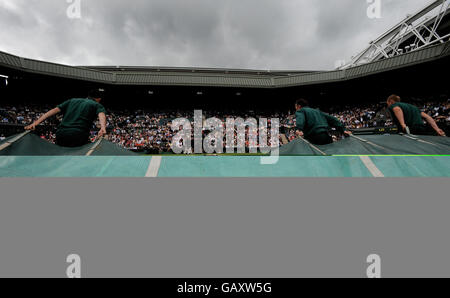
[279, 135, 450, 156]
[0, 132, 137, 156]
[1, 132, 450, 157]
[0, 132, 449, 177]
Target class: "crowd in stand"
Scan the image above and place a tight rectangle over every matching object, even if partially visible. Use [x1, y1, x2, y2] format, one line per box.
[1, 99, 449, 152]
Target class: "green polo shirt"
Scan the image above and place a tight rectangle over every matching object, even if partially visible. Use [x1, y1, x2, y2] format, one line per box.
[57, 98, 106, 136]
[388, 102, 424, 128]
[296, 107, 345, 138]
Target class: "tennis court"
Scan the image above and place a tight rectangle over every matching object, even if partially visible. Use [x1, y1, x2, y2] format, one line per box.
[0, 132, 449, 177]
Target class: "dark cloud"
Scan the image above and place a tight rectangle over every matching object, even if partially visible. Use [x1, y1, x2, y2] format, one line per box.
[0, 0, 429, 69]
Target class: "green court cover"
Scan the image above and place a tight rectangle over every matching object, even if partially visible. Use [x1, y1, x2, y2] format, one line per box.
[278, 135, 450, 156]
[1, 132, 450, 156]
[0, 132, 137, 156]
[1, 132, 449, 177]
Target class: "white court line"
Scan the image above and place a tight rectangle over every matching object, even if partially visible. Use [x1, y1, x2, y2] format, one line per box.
[85, 138, 103, 156]
[299, 137, 327, 156]
[146, 156, 162, 177]
[0, 131, 30, 151]
[359, 156, 385, 177]
[401, 133, 439, 147]
[350, 135, 388, 151]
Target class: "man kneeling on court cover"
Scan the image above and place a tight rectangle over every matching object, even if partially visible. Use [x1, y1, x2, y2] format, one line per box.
[294, 98, 352, 145]
[386, 94, 446, 137]
[25, 89, 107, 147]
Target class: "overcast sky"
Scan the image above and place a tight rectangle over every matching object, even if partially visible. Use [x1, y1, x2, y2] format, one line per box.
[0, 0, 431, 70]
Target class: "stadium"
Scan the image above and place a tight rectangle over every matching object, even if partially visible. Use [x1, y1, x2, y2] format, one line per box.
[1, 0, 450, 177]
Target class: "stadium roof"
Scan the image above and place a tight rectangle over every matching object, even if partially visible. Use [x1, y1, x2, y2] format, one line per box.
[340, 0, 450, 69]
[1, 40, 449, 88]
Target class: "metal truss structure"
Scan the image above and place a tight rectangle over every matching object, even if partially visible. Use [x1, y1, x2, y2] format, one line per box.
[340, 0, 450, 69]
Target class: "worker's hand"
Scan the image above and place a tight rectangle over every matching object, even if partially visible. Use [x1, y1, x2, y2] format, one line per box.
[344, 130, 353, 136]
[296, 130, 304, 138]
[401, 124, 407, 132]
[24, 122, 37, 131]
[436, 128, 446, 137]
[97, 127, 107, 139]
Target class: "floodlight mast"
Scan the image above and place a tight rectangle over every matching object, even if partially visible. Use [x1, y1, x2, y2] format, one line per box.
[339, 0, 450, 69]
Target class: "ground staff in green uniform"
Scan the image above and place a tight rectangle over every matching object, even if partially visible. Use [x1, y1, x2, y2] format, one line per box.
[386, 94, 445, 136]
[294, 98, 352, 145]
[25, 89, 107, 147]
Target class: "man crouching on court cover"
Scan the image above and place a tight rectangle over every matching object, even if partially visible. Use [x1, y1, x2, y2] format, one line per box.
[25, 89, 107, 147]
[295, 98, 352, 145]
[386, 94, 446, 137]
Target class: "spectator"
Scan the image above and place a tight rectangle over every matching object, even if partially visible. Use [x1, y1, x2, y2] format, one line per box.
[1, 97, 448, 151]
